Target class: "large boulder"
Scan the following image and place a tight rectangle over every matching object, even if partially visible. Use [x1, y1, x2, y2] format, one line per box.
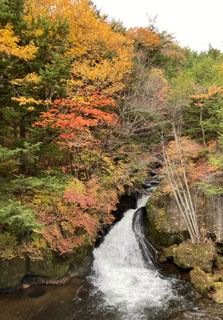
[190, 267, 213, 293]
[173, 240, 216, 272]
[146, 173, 223, 247]
[159, 244, 178, 263]
[69, 246, 93, 276]
[29, 246, 93, 281]
[212, 282, 223, 304]
[29, 255, 70, 280]
[0, 244, 93, 290]
[216, 255, 223, 270]
[146, 190, 189, 247]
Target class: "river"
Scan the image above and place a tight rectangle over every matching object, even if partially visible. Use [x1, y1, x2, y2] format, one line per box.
[1, 191, 223, 320]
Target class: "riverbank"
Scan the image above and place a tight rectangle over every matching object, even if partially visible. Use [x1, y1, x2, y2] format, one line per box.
[146, 176, 223, 305]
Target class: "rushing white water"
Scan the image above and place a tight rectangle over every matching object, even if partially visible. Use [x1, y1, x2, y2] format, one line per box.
[91, 194, 174, 317]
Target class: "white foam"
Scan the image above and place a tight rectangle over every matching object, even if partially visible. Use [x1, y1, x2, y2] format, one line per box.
[91, 195, 173, 315]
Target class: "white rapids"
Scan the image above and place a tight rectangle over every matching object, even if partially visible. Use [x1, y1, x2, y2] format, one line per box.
[91, 194, 174, 317]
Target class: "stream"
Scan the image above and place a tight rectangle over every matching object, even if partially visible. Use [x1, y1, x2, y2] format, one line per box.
[1, 189, 223, 320]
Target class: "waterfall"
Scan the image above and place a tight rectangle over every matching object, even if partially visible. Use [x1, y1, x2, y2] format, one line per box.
[91, 191, 174, 318]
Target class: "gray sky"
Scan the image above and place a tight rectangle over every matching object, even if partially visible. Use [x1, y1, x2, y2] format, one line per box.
[93, 0, 223, 52]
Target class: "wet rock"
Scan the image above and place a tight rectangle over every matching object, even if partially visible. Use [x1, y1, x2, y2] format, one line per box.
[22, 275, 72, 286]
[146, 175, 223, 247]
[173, 240, 216, 272]
[0, 257, 26, 290]
[190, 267, 213, 293]
[146, 190, 189, 247]
[26, 286, 47, 298]
[29, 255, 70, 280]
[0, 244, 93, 290]
[159, 244, 178, 263]
[69, 246, 93, 277]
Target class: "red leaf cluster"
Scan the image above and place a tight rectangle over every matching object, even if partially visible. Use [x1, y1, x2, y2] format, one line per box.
[35, 93, 118, 133]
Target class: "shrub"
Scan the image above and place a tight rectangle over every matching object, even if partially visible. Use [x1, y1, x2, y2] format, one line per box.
[0, 200, 40, 239]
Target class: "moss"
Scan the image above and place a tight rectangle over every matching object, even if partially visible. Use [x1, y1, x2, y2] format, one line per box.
[216, 255, 223, 270]
[146, 191, 189, 247]
[190, 267, 213, 293]
[173, 240, 216, 272]
[0, 257, 27, 290]
[29, 245, 93, 280]
[212, 282, 223, 304]
[29, 255, 70, 280]
[69, 245, 93, 276]
[159, 244, 178, 263]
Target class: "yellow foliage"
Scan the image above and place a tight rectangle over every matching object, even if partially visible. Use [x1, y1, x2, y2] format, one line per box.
[0, 24, 37, 60]
[12, 96, 43, 106]
[191, 85, 223, 103]
[25, 0, 133, 94]
[11, 73, 41, 86]
[129, 27, 161, 49]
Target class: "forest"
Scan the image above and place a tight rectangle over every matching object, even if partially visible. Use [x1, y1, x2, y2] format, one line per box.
[1, 0, 223, 307]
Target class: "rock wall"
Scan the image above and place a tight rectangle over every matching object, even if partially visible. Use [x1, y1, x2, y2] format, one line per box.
[0, 246, 92, 291]
[146, 177, 223, 247]
[146, 173, 223, 304]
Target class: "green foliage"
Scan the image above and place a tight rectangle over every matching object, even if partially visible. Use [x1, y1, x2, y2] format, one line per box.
[209, 150, 223, 170]
[186, 52, 223, 87]
[0, 200, 40, 239]
[0, 0, 24, 27]
[184, 94, 223, 142]
[12, 175, 71, 193]
[0, 143, 41, 176]
[198, 182, 223, 196]
[0, 232, 18, 259]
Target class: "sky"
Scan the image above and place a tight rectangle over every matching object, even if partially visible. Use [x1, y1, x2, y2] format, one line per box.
[93, 0, 223, 52]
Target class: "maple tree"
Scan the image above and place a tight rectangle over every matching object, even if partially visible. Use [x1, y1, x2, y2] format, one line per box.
[34, 93, 118, 177]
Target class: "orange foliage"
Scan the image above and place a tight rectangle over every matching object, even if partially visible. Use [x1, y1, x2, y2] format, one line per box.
[35, 93, 118, 147]
[129, 27, 161, 49]
[25, 0, 133, 95]
[164, 137, 217, 193]
[188, 160, 217, 183]
[163, 137, 209, 193]
[166, 136, 202, 161]
[64, 178, 118, 219]
[32, 177, 118, 255]
[191, 85, 223, 107]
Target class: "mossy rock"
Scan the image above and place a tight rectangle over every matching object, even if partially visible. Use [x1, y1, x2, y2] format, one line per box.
[173, 240, 216, 272]
[0, 257, 26, 290]
[29, 255, 70, 280]
[146, 190, 189, 247]
[29, 246, 92, 280]
[159, 245, 178, 263]
[216, 255, 223, 270]
[212, 282, 223, 304]
[190, 267, 213, 293]
[69, 246, 93, 276]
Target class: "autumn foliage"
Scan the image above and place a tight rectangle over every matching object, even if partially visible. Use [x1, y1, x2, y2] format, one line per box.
[2, 0, 221, 256]
[30, 178, 118, 254]
[0, 24, 37, 60]
[129, 27, 161, 50]
[35, 93, 118, 139]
